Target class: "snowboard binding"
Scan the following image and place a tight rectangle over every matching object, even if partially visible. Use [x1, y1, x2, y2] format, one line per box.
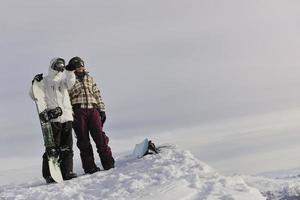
[143, 140, 159, 156]
[148, 140, 158, 154]
[39, 107, 63, 123]
[46, 147, 60, 158]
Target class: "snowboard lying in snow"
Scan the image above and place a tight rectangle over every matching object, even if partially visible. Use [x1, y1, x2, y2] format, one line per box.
[132, 138, 159, 158]
[32, 74, 63, 183]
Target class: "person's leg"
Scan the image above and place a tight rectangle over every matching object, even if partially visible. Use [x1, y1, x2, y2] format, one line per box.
[88, 108, 115, 170]
[42, 153, 51, 181]
[73, 108, 99, 173]
[60, 121, 77, 180]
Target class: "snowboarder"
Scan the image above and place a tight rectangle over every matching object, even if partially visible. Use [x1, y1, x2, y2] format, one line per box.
[30, 58, 78, 183]
[67, 56, 115, 174]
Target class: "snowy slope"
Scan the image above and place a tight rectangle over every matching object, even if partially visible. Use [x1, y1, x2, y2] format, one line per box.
[244, 170, 300, 200]
[0, 146, 265, 200]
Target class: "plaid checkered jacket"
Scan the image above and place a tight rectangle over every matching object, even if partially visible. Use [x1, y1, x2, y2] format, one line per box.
[68, 73, 105, 111]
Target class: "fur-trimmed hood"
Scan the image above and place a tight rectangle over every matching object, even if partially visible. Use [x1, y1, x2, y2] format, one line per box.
[47, 57, 64, 81]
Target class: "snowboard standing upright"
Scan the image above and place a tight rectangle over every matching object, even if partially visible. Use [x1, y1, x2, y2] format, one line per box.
[32, 75, 64, 183]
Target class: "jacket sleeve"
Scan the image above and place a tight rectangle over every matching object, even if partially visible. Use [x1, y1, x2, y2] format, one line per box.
[92, 79, 106, 111]
[62, 71, 76, 90]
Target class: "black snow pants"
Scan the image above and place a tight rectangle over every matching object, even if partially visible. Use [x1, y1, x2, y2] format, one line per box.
[42, 121, 74, 180]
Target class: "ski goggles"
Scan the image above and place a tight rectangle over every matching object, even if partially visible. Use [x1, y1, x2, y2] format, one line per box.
[51, 60, 65, 72]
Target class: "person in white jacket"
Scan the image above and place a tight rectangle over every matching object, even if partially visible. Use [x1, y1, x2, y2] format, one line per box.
[30, 57, 77, 183]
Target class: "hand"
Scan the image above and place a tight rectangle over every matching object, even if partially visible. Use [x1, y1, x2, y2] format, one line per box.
[65, 64, 77, 71]
[99, 110, 106, 125]
[32, 73, 43, 83]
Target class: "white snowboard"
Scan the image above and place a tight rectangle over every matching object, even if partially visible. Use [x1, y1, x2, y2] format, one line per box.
[32, 77, 63, 183]
[132, 138, 150, 158]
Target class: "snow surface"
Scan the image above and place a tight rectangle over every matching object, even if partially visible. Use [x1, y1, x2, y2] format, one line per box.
[244, 175, 300, 200]
[0, 145, 266, 200]
[3, 145, 300, 200]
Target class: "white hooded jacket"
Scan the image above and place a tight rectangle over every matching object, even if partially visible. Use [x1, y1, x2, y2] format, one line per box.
[30, 58, 76, 123]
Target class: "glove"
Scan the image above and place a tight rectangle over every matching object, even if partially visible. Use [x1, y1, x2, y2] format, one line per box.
[32, 73, 43, 83]
[99, 110, 106, 125]
[65, 64, 77, 71]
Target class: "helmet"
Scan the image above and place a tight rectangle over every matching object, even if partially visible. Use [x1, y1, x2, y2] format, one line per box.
[68, 56, 84, 69]
[51, 58, 65, 72]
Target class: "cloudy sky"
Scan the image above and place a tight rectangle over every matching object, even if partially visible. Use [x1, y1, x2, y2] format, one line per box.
[1, 0, 300, 174]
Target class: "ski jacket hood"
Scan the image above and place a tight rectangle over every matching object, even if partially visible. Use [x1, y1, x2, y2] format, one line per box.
[47, 57, 64, 81]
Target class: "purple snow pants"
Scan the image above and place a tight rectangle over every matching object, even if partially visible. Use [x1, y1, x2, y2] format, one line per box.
[72, 107, 114, 173]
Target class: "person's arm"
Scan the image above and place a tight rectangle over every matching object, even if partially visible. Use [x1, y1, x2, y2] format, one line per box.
[92, 78, 105, 111]
[92, 78, 106, 124]
[62, 71, 76, 90]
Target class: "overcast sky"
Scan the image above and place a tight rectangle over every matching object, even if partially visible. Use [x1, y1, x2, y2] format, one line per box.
[1, 0, 300, 173]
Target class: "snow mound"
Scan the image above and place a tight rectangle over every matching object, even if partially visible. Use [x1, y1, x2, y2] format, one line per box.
[0, 145, 265, 200]
[244, 175, 300, 200]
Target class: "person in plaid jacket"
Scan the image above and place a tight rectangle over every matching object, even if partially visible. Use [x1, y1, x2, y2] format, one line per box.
[67, 57, 115, 173]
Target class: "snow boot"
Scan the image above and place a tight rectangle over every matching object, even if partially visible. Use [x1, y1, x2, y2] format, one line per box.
[45, 176, 55, 184]
[86, 167, 100, 174]
[63, 172, 77, 180]
[101, 156, 115, 170]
